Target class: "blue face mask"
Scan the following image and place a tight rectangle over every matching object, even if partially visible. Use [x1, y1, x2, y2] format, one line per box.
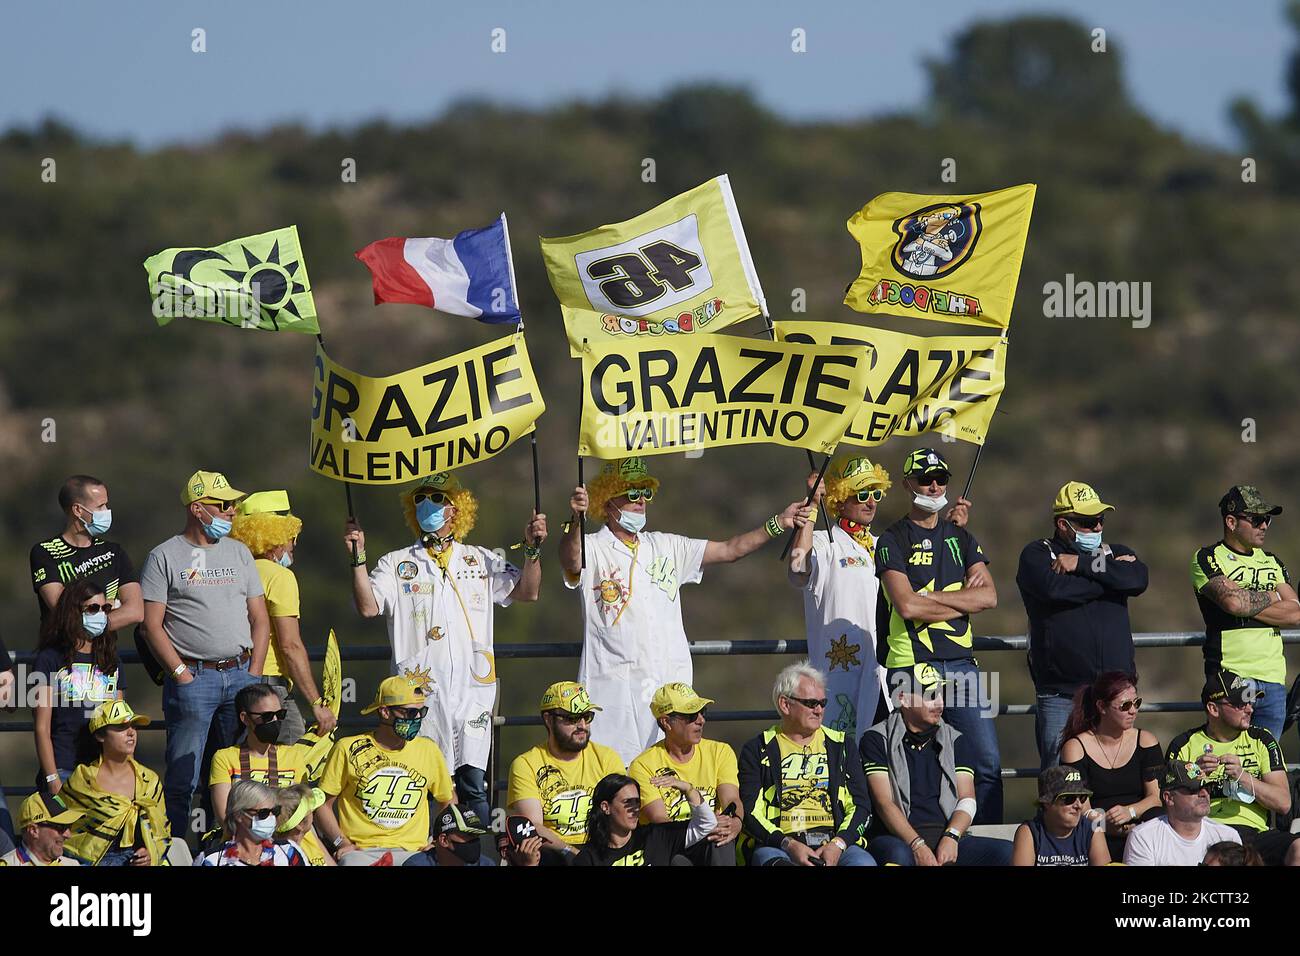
[82, 611, 109, 638]
[81, 507, 113, 537]
[617, 508, 647, 534]
[248, 815, 278, 841]
[393, 717, 422, 741]
[416, 498, 448, 534]
[276, 551, 293, 569]
[201, 513, 233, 540]
[1072, 527, 1103, 552]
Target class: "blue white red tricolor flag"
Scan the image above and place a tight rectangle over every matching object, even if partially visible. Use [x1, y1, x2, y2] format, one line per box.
[354, 214, 521, 323]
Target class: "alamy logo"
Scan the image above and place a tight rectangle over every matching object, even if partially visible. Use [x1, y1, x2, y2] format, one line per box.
[49, 887, 152, 936]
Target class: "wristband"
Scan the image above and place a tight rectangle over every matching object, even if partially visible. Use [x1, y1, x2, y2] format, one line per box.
[45, 773, 60, 784]
[523, 544, 542, 561]
[170, 662, 187, 678]
[765, 515, 784, 538]
[909, 836, 926, 850]
[830, 836, 848, 852]
[331, 835, 348, 850]
[943, 828, 963, 843]
[1128, 806, 1137, 822]
[350, 550, 367, 567]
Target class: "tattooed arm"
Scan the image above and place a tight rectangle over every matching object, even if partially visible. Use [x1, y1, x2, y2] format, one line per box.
[1201, 575, 1300, 624]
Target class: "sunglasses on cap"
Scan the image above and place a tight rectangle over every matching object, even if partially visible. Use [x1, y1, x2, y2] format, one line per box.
[244, 807, 281, 821]
[785, 695, 828, 711]
[413, 492, 451, 505]
[81, 603, 115, 615]
[624, 488, 654, 502]
[1232, 513, 1272, 529]
[1067, 514, 1105, 531]
[855, 489, 884, 502]
[245, 709, 288, 724]
[669, 708, 708, 722]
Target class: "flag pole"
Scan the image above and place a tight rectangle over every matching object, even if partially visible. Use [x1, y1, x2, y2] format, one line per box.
[577, 338, 587, 570]
[317, 331, 360, 563]
[531, 432, 542, 515]
[960, 442, 984, 503]
[780, 453, 832, 561]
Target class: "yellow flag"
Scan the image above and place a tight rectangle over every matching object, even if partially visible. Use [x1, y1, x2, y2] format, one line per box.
[540, 176, 767, 356]
[297, 629, 341, 779]
[310, 333, 545, 484]
[578, 333, 870, 458]
[775, 320, 1006, 447]
[843, 184, 1035, 330]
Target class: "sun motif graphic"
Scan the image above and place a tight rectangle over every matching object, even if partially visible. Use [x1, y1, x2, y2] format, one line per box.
[402, 665, 435, 693]
[427, 626, 445, 642]
[592, 570, 630, 621]
[826, 635, 861, 673]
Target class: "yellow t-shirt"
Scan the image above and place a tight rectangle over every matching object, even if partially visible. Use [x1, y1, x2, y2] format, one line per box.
[628, 739, 739, 822]
[319, 734, 453, 851]
[506, 742, 626, 845]
[256, 558, 301, 681]
[775, 729, 834, 833]
[207, 742, 316, 789]
[295, 829, 328, 866]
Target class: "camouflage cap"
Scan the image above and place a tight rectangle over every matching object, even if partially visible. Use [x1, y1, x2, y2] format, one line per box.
[1037, 765, 1092, 803]
[1219, 486, 1282, 517]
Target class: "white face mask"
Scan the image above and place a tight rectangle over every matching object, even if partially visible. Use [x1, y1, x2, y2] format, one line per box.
[912, 491, 948, 513]
[617, 509, 647, 534]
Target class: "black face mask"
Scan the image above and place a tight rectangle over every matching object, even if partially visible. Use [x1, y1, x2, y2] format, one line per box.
[252, 720, 281, 744]
[449, 837, 481, 865]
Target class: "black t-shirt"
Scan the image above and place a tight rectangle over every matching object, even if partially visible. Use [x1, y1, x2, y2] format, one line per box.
[0, 628, 11, 674]
[29, 536, 137, 621]
[860, 726, 976, 830]
[874, 517, 988, 667]
[32, 646, 124, 770]
[572, 822, 710, 867]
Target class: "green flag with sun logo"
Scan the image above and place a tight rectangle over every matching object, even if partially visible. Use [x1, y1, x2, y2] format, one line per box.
[144, 225, 319, 333]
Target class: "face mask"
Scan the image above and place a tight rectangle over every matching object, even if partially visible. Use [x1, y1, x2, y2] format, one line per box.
[1222, 775, 1256, 805]
[198, 506, 232, 540]
[1072, 529, 1103, 552]
[617, 509, 647, 534]
[249, 815, 278, 841]
[416, 498, 448, 534]
[449, 837, 482, 865]
[393, 717, 422, 741]
[912, 491, 948, 514]
[252, 720, 281, 744]
[276, 551, 294, 568]
[82, 611, 109, 638]
[80, 507, 113, 536]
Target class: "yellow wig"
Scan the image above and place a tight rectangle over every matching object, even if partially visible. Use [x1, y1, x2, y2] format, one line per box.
[400, 472, 478, 541]
[230, 513, 302, 556]
[588, 457, 661, 516]
[825, 455, 892, 517]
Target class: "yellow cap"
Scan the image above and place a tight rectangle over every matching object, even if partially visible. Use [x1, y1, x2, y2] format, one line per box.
[18, 792, 83, 830]
[415, 472, 464, 495]
[650, 682, 714, 719]
[360, 676, 427, 715]
[1053, 481, 1115, 517]
[88, 700, 151, 734]
[237, 490, 292, 516]
[182, 470, 245, 505]
[539, 681, 601, 715]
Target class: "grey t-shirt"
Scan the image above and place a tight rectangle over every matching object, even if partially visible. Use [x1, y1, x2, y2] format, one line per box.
[140, 535, 264, 660]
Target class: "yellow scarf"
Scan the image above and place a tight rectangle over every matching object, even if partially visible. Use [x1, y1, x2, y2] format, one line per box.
[838, 518, 875, 556]
[60, 756, 172, 866]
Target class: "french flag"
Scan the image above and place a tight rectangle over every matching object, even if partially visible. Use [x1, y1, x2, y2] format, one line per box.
[355, 214, 521, 323]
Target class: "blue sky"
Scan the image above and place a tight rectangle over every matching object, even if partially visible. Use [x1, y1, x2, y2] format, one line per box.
[0, 0, 1290, 149]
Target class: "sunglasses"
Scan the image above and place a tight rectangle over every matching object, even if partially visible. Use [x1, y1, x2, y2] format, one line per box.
[913, 472, 950, 486]
[855, 489, 884, 502]
[1115, 698, 1142, 713]
[200, 500, 237, 514]
[1233, 513, 1272, 529]
[244, 807, 281, 821]
[390, 706, 429, 719]
[786, 695, 828, 711]
[617, 798, 641, 812]
[246, 709, 288, 724]
[1068, 515, 1105, 531]
[81, 603, 115, 615]
[1053, 794, 1087, 806]
[553, 711, 595, 725]
[670, 709, 708, 722]
[413, 492, 450, 505]
[624, 488, 654, 503]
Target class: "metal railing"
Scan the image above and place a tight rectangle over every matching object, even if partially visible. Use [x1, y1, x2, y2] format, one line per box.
[2, 632, 1297, 804]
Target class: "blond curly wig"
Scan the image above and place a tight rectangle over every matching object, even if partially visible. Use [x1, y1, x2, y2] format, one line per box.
[825, 458, 892, 518]
[400, 482, 477, 541]
[230, 513, 303, 557]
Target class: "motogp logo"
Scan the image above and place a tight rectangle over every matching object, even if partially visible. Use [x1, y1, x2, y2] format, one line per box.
[892, 203, 981, 279]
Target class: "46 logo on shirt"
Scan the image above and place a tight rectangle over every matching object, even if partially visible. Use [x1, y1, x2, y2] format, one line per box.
[647, 555, 680, 600]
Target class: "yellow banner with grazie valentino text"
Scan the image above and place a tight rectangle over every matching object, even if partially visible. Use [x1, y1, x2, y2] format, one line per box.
[310, 334, 544, 484]
[774, 321, 1006, 447]
[578, 334, 871, 459]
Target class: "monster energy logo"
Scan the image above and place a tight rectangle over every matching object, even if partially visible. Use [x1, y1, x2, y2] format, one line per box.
[57, 561, 75, 583]
[944, 537, 962, 566]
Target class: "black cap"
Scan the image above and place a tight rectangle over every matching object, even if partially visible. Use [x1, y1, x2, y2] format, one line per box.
[1202, 670, 1263, 708]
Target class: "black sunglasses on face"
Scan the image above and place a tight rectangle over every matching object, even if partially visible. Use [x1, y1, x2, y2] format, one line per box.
[1115, 698, 1142, 712]
[1233, 513, 1272, 528]
[1053, 794, 1087, 806]
[246, 709, 288, 724]
[670, 709, 707, 722]
[245, 807, 281, 821]
[390, 706, 429, 719]
[1068, 514, 1104, 531]
[553, 711, 595, 725]
[786, 695, 828, 711]
[915, 473, 949, 486]
[81, 603, 114, 615]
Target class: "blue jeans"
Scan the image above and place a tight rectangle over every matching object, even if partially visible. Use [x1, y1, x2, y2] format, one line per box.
[0, 772, 14, 846]
[454, 764, 492, 832]
[750, 844, 876, 866]
[1035, 692, 1075, 770]
[403, 850, 495, 866]
[891, 660, 1003, 824]
[1250, 680, 1286, 741]
[869, 833, 1012, 866]
[162, 660, 259, 841]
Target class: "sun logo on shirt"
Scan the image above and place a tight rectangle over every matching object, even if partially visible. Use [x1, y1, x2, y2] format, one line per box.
[402, 665, 435, 693]
[593, 571, 629, 620]
[826, 635, 861, 673]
